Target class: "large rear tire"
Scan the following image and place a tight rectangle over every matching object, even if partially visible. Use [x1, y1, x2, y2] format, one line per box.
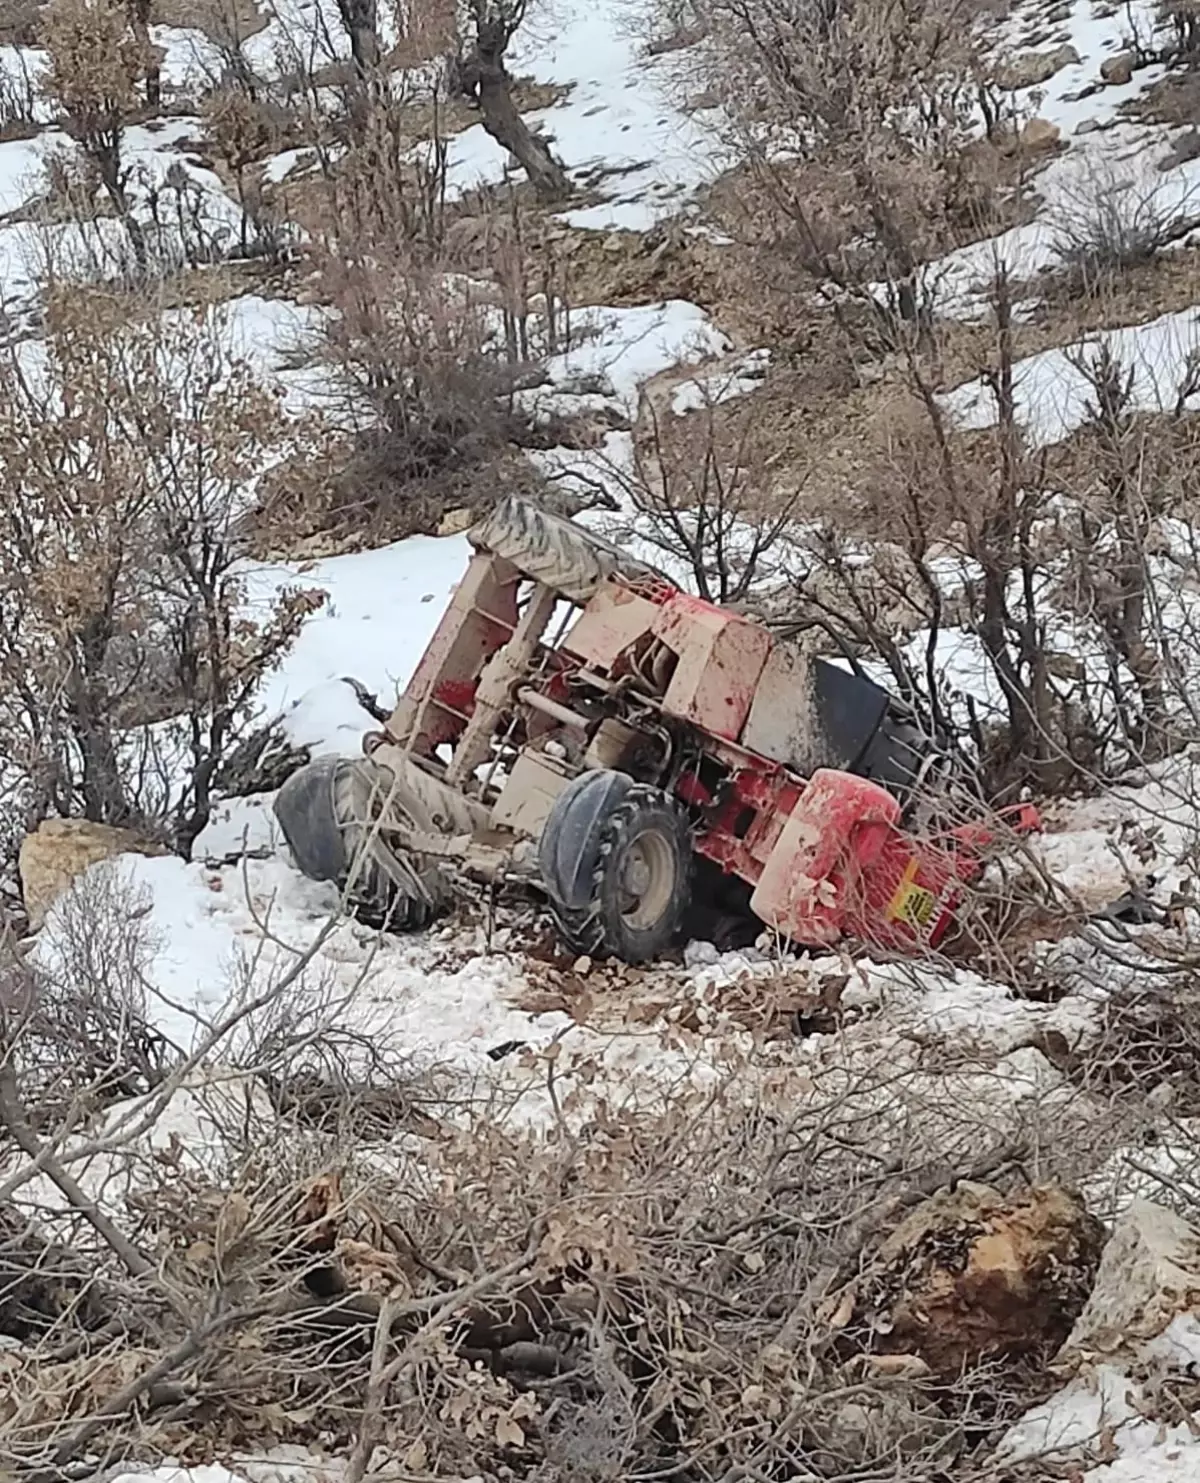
[468, 496, 664, 605]
[274, 755, 454, 932]
[539, 770, 693, 963]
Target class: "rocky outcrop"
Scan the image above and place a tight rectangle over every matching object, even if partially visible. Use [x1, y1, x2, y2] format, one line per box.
[995, 44, 1080, 89]
[1057, 1200, 1200, 1363]
[859, 1182, 1106, 1377]
[18, 819, 167, 930]
[1020, 117, 1063, 154]
[1100, 52, 1134, 85]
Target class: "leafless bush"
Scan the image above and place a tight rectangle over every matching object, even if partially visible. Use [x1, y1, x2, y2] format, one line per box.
[1, 865, 172, 1134]
[679, 0, 1002, 337]
[1050, 163, 1200, 295]
[0, 47, 41, 135]
[0, 965, 1119, 1481]
[308, 251, 533, 532]
[0, 284, 325, 854]
[758, 267, 1200, 799]
[579, 381, 806, 602]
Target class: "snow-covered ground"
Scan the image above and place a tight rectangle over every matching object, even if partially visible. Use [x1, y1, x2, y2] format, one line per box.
[429, 0, 727, 227]
[8, 0, 1200, 1476]
[918, 0, 1187, 317]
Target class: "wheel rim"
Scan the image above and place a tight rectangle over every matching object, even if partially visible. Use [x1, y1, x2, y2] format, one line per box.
[618, 828, 677, 930]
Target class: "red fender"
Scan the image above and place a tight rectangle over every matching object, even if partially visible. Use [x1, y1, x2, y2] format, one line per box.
[750, 770, 903, 945]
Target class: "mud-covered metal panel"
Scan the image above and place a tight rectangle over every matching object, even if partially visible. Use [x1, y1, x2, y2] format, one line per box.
[491, 749, 573, 838]
[653, 594, 770, 740]
[562, 583, 661, 671]
[387, 551, 519, 753]
[750, 770, 901, 944]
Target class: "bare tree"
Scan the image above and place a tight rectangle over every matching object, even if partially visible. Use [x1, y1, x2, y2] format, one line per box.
[122, 0, 159, 106]
[455, 0, 571, 200]
[695, 0, 991, 331]
[0, 285, 323, 853]
[39, 0, 151, 269]
[578, 382, 807, 603]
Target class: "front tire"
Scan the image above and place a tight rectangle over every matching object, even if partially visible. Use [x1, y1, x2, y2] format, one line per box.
[274, 755, 452, 932]
[540, 772, 693, 963]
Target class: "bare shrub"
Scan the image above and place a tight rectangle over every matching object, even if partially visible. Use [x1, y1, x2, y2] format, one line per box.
[202, 84, 292, 257]
[1050, 162, 1200, 296]
[314, 251, 537, 532]
[581, 380, 806, 602]
[0, 284, 324, 854]
[0, 46, 42, 135]
[0, 982, 1118, 1481]
[763, 269, 1200, 797]
[39, 0, 153, 268]
[271, 116, 570, 542]
[686, 0, 1002, 335]
[1, 865, 171, 1134]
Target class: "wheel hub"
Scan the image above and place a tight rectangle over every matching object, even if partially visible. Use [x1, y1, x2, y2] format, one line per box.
[619, 829, 676, 929]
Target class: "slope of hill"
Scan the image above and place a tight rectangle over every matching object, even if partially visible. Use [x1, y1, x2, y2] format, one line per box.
[5, 0, 1200, 1477]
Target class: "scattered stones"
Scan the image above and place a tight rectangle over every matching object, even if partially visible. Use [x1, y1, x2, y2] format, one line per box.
[859, 1182, 1106, 1378]
[18, 819, 168, 930]
[995, 42, 1081, 89]
[1100, 52, 1134, 85]
[1057, 1201, 1200, 1363]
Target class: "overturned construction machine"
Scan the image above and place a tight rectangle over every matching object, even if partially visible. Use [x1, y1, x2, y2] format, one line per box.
[275, 498, 1039, 962]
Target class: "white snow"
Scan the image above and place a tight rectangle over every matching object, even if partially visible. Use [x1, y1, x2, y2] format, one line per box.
[423, 0, 725, 228]
[670, 347, 771, 414]
[944, 305, 1200, 447]
[239, 534, 470, 722]
[519, 298, 732, 424]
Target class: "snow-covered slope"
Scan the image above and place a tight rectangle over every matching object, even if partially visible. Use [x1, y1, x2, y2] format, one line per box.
[8, 0, 1200, 1475]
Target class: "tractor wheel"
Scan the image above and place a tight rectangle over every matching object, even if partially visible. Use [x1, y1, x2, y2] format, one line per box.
[539, 770, 693, 963]
[274, 754, 453, 932]
[467, 496, 663, 605]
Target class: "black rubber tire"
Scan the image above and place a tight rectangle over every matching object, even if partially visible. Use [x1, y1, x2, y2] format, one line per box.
[467, 496, 664, 605]
[274, 756, 451, 933]
[332, 760, 447, 931]
[542, 775, 693, 964]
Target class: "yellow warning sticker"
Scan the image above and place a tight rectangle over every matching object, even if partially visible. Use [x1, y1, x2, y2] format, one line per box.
[887, 860, 937, 929]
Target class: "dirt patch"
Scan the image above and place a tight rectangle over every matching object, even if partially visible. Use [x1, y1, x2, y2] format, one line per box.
[439, 209, 733, 313]
[248, 440, 548, 562]
[513, 950, 848, 1040]
[1011, 246, 1200, 356]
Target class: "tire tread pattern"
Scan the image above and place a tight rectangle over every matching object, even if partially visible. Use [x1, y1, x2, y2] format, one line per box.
[549, 783, 692, 963]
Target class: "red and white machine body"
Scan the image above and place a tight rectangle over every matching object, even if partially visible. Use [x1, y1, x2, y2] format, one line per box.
[370, 532, 1039, 957]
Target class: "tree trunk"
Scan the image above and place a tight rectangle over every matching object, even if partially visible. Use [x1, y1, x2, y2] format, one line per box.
[476, 69, 569, 198]
[459, 30, 570, 200]
[337, 0, 380, 136]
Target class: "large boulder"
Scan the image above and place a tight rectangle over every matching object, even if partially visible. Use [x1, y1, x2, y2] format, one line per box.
[18, 819, 167, 930]
[860, 1182, 1106, 1377]
[1020, 117, 1063, 154]
[995, 44, 1080, 89]
[1100, 52, 1134, 85]
[1056, 1200, 1200, 1364]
